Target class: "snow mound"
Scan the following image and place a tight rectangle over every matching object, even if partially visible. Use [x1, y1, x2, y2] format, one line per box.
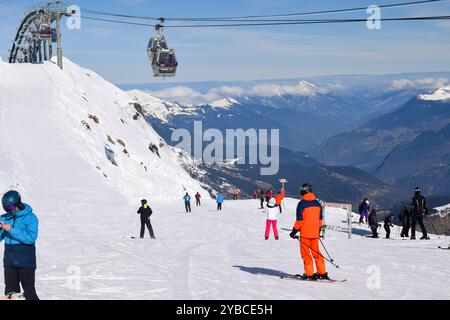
[0, 58, 206, 204]
[419, 84, 450, 101]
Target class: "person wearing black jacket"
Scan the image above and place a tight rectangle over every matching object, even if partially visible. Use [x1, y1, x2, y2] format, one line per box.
[368, 209, 381, 238]
[384, 215, 394, 239]
[137, 199, 155, 239]
[410, 187, 429, 240]
[398, 207, 411, 238]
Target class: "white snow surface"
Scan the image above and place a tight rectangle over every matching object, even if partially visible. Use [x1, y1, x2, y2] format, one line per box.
[0, 59, 449, 300]
[3, 195, 450, 300]
[419, 84, 450, 101]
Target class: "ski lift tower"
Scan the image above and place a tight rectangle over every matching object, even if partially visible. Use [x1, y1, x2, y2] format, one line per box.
[9, 1, 75, 70]
[279, 179, 288, 191]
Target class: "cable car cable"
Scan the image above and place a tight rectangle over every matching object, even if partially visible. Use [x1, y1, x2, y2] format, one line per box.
[80, 0, 449, 22]
[82, 14, 450, 28]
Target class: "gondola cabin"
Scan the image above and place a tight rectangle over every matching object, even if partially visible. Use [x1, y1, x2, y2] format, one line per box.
[147, 35, 178, 78]
[38, 24, 52, 40]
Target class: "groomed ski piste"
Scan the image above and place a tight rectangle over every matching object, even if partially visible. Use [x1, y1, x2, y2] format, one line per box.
[0, 58, 449, 300]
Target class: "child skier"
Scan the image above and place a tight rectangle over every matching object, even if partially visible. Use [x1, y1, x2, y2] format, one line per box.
[368, 209, 381, 238]
[264, 198, 279, 240]
[384, 214, 394, 239]
[398, 207, 411, 238]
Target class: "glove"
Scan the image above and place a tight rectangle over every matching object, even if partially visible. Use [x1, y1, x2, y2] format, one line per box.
[290, 229, 299, 239]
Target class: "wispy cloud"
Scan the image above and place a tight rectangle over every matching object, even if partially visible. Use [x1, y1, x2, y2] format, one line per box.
[151, 80, 328, 105]
[388, 78, 449, 90]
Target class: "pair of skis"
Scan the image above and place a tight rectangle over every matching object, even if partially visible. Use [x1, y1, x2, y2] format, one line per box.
[280, 274, 347, 283]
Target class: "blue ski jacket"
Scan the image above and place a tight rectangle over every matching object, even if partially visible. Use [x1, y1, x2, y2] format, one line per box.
[0, 204, 39, 269]
[183, 194, 191, 203]
[216, 195, 224, 204]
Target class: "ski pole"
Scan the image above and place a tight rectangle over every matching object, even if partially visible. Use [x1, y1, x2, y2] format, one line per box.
[294, 236, 340, 269]
[430, 221, 440, 239]
[319, 238, 334, 263]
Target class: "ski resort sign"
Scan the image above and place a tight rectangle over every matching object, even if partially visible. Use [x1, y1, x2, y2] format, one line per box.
[172, 121, 280, 175]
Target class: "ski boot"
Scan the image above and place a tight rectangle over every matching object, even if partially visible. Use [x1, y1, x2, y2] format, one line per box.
[410, 235, 416, 240]
[299, 273, 317, 281]
[420, 236, 430, 240]
[1, 293, 25, 300]
[315, 272, 331, 280]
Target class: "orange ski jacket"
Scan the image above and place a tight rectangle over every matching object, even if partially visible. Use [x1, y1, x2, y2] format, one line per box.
[293, 192, 323, 239]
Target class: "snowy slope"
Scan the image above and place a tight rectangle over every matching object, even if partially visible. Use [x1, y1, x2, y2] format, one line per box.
[0, 58, 205, 203]
[419, 84, 450, 101]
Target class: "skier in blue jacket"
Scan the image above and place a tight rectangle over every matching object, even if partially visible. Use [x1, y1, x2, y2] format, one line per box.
[183, 192, 192, 213]
[216, 194, 224, 211]
[0, 191, 39, 300]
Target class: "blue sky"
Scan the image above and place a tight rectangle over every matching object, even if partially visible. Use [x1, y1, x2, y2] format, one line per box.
[1, 0, 450, 84]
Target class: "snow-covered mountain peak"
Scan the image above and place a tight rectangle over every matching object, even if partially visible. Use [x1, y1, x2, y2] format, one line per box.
[0, 58, 206, 206]
[419, 84, 450, 101]
[209, 98, 239, 109]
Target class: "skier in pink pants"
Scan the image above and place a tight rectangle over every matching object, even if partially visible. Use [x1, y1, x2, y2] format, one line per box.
[265, 198, 279, 240]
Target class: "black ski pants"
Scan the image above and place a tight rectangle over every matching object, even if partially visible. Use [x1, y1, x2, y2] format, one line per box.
[140, 219, 155, 239]
[371, 226, 379, 238]
[4, 267, 39, 300]
[411, 216, 427, 238]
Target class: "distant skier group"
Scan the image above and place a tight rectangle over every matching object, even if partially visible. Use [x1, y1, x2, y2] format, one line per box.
[182, 191, 224, 213]
[360, 187, 430, 240]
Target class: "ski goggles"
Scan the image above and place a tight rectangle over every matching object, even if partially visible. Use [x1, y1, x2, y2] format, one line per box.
[3, 205, 17, 213]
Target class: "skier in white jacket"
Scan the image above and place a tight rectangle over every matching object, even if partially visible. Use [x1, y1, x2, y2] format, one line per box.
[264, 198, 279, 240]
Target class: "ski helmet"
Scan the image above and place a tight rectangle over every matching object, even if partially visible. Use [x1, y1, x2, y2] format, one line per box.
[300, 183, 313, 196]
[141, 199, 147, 205]
[2, 190, 22, 213]
[415, 187, 421, 195]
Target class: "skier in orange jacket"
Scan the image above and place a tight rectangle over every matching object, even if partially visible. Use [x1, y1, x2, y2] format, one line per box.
[274, 192, 284, 213]
[290, 183, 329, 281]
